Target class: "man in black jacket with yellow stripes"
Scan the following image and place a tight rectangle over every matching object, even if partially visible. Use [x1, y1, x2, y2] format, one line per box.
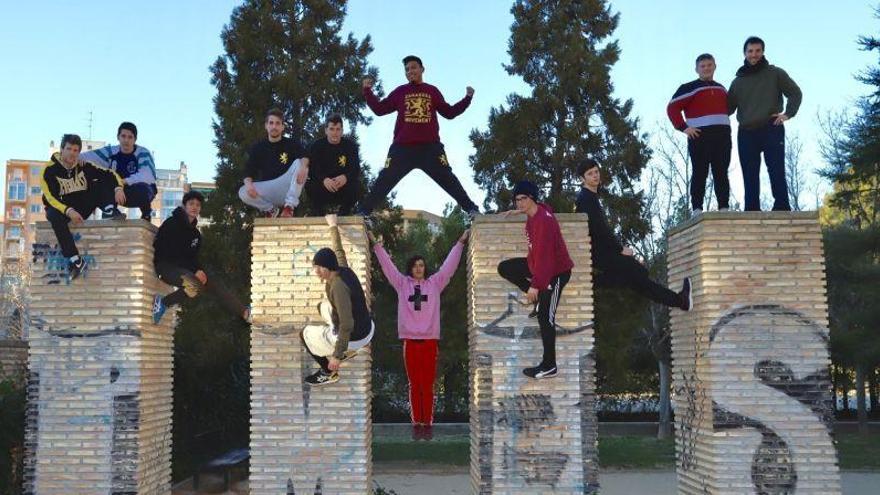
[41, 134, 126, 280]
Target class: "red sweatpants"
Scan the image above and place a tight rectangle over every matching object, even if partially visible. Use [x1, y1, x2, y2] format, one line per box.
[403, 339, 439, 425]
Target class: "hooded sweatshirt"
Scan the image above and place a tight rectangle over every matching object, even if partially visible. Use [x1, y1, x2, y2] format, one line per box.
[41, 152, 123, 215]
[153, 206, 202, 272]
[728, 57, 802, 129]
[374, 241, 464, 340]
[526, 204, 574, 290]
[575, 186, 623, 267]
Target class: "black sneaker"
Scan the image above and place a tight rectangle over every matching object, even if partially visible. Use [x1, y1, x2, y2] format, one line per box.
[68, 257, 88, 280]
[305, 369, 339, 386]
[523, 363, 557, 379]
[528, 304, 539, 318]
[102, 207, 127, 220]
[466, 207, 481, 223]
[679, 277, 692, 311]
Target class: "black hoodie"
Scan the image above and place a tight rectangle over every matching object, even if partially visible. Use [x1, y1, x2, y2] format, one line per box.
[154, 206, 202, 272]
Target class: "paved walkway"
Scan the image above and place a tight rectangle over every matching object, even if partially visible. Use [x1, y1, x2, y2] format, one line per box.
[174, 469, 879, 494]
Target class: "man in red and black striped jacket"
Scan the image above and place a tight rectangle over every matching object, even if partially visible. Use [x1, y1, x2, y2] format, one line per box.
[666, 53, 731, 214]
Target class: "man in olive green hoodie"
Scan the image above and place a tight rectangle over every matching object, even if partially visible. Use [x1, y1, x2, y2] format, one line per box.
[728, 36, 802, 211]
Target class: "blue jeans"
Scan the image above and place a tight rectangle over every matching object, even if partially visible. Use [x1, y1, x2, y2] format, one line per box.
[737, 122, 790, 211]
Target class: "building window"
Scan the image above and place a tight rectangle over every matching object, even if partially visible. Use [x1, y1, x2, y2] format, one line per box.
[30, 204, 42, 214]
[9, 207, 23, 220]
[7, 181, 26, 201]
[31, 186, 41, 195]
[7, 226, 22, 239]
[31, 166, 42, 176]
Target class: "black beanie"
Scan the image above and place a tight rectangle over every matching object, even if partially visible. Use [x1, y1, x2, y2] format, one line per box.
[313, 248, 339, 270]
[512, 180, 539, 201]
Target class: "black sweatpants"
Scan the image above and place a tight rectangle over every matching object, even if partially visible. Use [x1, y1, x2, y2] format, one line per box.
[45, 180, 118, 259]
[124, 183, 157, 220]
[155, 261, 247, 318]
[305, 178, 359, 216]
[687, 127, 731, 210]
[595, 255, 681, 308]
[497, 257, 570, 367]
[358, 142, 478, 215]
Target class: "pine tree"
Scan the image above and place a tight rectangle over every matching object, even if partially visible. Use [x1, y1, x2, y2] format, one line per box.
[469, 0, 650, 244]
[172, 0, 377, 476]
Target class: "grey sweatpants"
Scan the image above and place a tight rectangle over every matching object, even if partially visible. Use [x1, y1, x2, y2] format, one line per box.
[237, 159, 305, 211]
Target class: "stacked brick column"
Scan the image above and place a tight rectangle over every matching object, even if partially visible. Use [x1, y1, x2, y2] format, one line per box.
[25, 220, 173, 494]
[249, 217, 372, 494]
[668, 212, 841, 494]
[468, 214, 599, 494]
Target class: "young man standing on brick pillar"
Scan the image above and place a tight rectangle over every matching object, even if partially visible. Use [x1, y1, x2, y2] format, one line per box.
[41, 133, 127, 280]
[304, 113, 361, 215]
[302, 214, 375, 386]
[151, 191, 251, 324]
[666, 53, 731, 216]
[238, 108, 309, 218]
[80, 121, 158, 220]
[370, 229, 469, 439]
[357, 55, 481, 221]
[497, 181, 573, 379]
[575, 159, 692, 311]
[728, 36, 802, 211]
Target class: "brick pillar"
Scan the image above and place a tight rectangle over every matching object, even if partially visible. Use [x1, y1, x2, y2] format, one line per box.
[468, 214, 599, 494]
[249, 217, 372, 494]
[668, 212, 841, 495]
[25, 220, 173, 494]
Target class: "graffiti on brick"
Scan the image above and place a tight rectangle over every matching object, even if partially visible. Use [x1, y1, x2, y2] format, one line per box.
[674, 370, 705, 474]
[496, 394, 555, 432]
[705, 305, 837, 494]
[32, 236, 96, 285]
[494, 393, 569, 487]
[501, 444, 569, 486]
[23, 327, 141, 493]
[477, 292, 592, 339]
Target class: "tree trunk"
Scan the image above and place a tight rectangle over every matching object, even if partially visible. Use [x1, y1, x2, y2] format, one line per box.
[869, 369, 879, 418]
[832, 366, 840, 414]
[657, 357, 673, 440]
[842, 367, 850, 413]
[856, 366, 868, 434]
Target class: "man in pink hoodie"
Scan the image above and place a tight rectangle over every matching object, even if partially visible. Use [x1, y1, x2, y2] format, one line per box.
[497, 180, 574, 379]
[370, 229, 469, 440]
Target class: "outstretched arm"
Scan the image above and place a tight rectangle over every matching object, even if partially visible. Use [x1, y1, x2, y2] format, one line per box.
[431, 230, 468, 289]
[435, 86, 473, 119]
[362, 78, 396, 116]
[327, 214, 348, 268]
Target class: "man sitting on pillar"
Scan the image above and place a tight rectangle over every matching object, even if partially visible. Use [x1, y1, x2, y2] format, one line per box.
[497, 181, 573, 379]
[80, 121, 158, 220]
[302, 214, 375, 386]
[238, 108, 309, 218]
[304, 113, 361, 215]
[575, 159, 692, 311]
[151, 190, 251, 324]
[41, 133, 127, 280]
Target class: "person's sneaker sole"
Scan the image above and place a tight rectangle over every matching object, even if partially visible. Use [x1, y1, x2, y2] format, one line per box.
[308, 375, 339, 387]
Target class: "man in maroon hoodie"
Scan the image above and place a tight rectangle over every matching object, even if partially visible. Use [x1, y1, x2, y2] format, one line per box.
[497, 181, 574, 379]
[357, 55, 480, 219]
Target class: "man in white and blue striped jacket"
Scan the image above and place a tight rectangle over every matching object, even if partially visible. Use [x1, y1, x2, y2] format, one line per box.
[81, 121, 158, 220]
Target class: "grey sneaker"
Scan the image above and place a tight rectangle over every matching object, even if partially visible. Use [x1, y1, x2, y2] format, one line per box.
[305, 369, 339, 386]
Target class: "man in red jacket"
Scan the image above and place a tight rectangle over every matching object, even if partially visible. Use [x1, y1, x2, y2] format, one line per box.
[497, 181, 574, 379]
[357, 55, 480, 220]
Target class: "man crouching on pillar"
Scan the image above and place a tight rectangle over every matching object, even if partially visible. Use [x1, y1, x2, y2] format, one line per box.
[302, 214, 375, 386]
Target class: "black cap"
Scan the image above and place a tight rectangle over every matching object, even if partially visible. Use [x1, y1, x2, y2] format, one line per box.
[512, 180, 539, 201]
[313, 248, 339, 271]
